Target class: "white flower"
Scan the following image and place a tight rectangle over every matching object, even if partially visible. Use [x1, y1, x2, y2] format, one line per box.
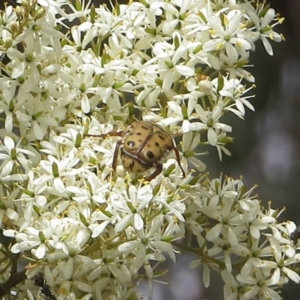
[237, 268, 282, 300]
[204, 10, 252, 56]
[246, 6, 284, 56]
[153, 35, 195, 93]
[0, 136, 35, 176]
[258, 236, 300, 284]
[34, 155, 80, 194]
[88, 210, 114, 238]
[118, 216, 176, 271]
[113, 184, 153, 232]
[181, 131, 206, 171]
[194, 102, 232, 146]
[16, 94, 58, 140]
[222, 270, 244, 300]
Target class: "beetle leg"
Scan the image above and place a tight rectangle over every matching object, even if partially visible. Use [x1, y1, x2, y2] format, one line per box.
[112, 139, 123, 171]
[145, 163, 163, 181]
[85, 131, 124, 138]
[173, 147, 186, 178]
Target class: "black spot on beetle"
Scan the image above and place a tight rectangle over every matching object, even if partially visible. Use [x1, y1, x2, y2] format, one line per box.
[147, 151, 155, 159]
[155, 142, 159, 147]
[129, 160, 135, 170]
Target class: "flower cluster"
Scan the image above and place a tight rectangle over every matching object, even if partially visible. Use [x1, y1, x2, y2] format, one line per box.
[0, 0, 295, 300]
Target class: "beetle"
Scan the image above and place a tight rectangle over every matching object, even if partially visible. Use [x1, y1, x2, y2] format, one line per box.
[88, 121, 185, 181]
